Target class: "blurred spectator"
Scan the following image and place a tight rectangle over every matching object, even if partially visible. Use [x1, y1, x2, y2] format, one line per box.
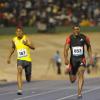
[80, 18, 91, 26]
[47, 50, 62, 75]
[0, 0, 100, 28]
[53, 50, 62, 75]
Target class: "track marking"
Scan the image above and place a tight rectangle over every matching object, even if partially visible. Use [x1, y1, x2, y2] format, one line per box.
[14, 87, 67, 100]
[14, 87, 100, 100]
[0, 91, 17, 96]
[0, 85, 100, 96]
[0, 89, 35, 96]
[56, 87, 100, 100]
[0, 86, 76, 96]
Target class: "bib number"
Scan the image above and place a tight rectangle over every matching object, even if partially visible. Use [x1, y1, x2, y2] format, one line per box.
[72, 46, 83, 56]
[18, 49, 27, 58]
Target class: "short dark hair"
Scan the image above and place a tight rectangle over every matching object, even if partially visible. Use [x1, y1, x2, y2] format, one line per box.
[16, 25, 23, 30]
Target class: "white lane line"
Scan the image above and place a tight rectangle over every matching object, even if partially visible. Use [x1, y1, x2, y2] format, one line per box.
[0, 91, 17, 96]
[0, 91, 35, 96]
[56, 87, 100, 100]
[0, 88, 36, 96]
[0, 86, 74, 96]
[14, 87, 67, 100]
[0, 86, 68, 96]
[0, 85, 99, 96]
[14, 87, 100, 100]
[0, 83, 56, 96]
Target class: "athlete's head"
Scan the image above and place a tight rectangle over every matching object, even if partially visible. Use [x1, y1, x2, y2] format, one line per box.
[16, 26, 24, 39]
[72, 25, 80, 36]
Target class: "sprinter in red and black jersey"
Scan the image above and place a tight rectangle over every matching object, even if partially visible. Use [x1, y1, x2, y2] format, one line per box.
[64, 25, 92, 99]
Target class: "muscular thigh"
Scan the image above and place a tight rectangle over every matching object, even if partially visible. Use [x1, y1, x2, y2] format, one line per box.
[70, 60, 79, 75]
[77, 66, 85, 75]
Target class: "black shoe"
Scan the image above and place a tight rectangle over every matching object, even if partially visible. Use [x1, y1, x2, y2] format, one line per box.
[17, 90, 22, 95]
[77, 95, 82, 99]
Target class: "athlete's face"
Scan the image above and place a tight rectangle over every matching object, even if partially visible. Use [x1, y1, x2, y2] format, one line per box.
[16, 28, 23, 39]
[73, 27, 80, 36]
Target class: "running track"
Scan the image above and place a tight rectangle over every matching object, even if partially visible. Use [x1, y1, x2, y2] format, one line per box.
[0, 78, 100, 100]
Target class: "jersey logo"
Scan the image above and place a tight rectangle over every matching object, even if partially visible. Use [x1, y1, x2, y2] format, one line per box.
[80, 62, 84, 66]
[80, 38, 83, 42]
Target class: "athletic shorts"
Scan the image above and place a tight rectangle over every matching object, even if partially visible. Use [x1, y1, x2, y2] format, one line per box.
[70, 58, 86, 75]
[17, 60, 32, 76]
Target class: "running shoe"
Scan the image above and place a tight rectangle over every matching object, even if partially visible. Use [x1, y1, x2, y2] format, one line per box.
[17, 90, 22, 95]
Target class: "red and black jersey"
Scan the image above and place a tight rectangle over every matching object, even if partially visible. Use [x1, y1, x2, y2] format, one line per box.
[66, 33, 90, 59]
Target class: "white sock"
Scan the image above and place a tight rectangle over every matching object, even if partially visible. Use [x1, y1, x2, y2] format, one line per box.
[18, 90, 22, 93]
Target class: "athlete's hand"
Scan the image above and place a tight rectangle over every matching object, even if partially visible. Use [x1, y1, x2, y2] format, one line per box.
[23, 40, 29, 46]
[90, 57, 93, 65]
[64, 59, 69, 65]
[65, 65, 71, 74]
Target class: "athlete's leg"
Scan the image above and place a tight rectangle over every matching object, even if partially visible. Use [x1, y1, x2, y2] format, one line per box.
[69, 73, 76, 83]
[69, 65, 77, 83]
[24, 62, 32, 82]
[68, 60, 78, 83]
[77, 66, 85, 97]
[17, 65, 23, 95]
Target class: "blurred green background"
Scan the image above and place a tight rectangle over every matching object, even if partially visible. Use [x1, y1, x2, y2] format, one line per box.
[0, 26, 100, 35]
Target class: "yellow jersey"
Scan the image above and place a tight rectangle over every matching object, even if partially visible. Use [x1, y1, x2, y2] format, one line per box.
[13, 35, 31, 62]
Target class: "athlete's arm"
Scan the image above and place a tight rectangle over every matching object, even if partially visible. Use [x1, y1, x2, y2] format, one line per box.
[23, 37, 35, 50]
[64, 43, 70, 65]
[7, 40, 15, 64]
[64, 36, 70, 65]
[85, 36, 93, 64]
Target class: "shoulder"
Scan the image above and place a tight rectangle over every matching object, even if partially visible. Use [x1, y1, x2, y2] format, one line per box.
[23, 35, 30, 39]
[66, 34, 73, 39]
[65, 34, 72, 44]
[11, 37, 16, 47]
[23, 35, 27, 39]
[80, 33, 87, 39]
[80, 33, 86, 37]
[13, 36, 17, 41]
[80, 33, 89, 38]
[80, 33, 90, 43]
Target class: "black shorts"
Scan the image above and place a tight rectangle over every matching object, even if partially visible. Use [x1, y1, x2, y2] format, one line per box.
[17, 60, 32, 76]
[70, 58, 86, 75]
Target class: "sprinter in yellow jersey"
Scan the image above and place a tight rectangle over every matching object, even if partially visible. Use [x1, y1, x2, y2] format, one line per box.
[7, 27, 35, 95]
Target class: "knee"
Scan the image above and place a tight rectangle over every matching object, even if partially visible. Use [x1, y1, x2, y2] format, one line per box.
[78, 69, 85, 76]
[17, 67, 22, 74]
